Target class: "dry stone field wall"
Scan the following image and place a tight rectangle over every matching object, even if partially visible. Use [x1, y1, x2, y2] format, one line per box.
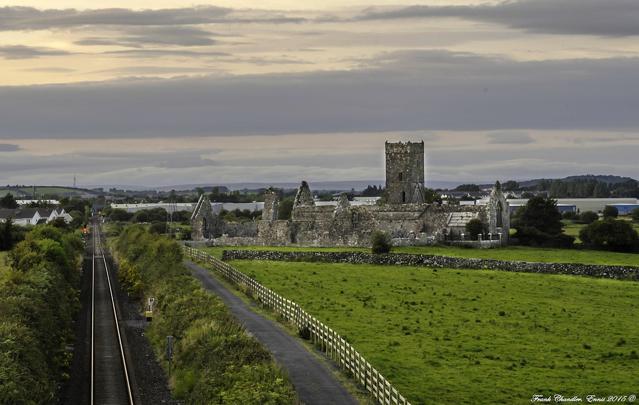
[221, 250, 639, 281]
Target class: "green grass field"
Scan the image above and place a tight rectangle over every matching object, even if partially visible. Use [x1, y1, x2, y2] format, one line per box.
[201, 244, 639, 267]
[228, 260, 639, 404]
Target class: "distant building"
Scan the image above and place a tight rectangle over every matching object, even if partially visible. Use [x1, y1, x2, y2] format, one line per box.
[605, 203, 639, 215]
[0, 207, 72, 226]
[192, 141, 510, 247]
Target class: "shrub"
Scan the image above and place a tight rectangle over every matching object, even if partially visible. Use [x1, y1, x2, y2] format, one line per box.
[632, 208, 639, 222]
[298, 325, 311, 340]
[579, 211, 599, 224]
[149, 221, 167, 234]
[579, 219, 639, 252]
[371, 230, 392, 254]
[465, 219, 486, 239]
[603, 206, 619, 219]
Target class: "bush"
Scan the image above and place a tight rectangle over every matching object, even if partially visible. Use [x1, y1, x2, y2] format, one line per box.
[579, 219, 639, 252]
[603, 206, 619, 219]
[631, 208, 639, 222]
[579, 211, 599, 224]
[114, 227, 296, 404]
[465, 219, 486, 239]
[149, 221, 167, 234]
[371, 230, 392, 254]
[562, 211, 578, 220]
[298, 325, 311, 340]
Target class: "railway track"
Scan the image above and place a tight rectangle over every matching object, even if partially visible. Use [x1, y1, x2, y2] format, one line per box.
[91, 222, 135, 405]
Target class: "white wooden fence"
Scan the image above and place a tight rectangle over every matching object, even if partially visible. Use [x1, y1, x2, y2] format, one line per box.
[183, 246, 411, 405]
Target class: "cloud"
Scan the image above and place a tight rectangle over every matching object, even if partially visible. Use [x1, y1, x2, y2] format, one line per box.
[0, 6, 305, 31]
[91, 66, 223, 75]
[103, 49, 229, 58]
[357, 0, 639, 37]
[0, 50, 638, 139]
[24, 67, 75, 73]
[486, 132, 535, 145]
[0, 45, 70, 59]
[0, 143, 20, 152]
[75, 27, 218, 47]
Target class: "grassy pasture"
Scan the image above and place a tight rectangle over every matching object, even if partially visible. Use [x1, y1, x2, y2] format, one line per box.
[229, 260, 639, 405]
[201, 244, 639, 267]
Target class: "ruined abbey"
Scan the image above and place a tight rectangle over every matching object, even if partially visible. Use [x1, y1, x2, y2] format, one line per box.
[192, 141, 510, 247]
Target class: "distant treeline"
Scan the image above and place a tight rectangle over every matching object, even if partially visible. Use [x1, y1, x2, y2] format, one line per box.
[452, 178, 639, 198]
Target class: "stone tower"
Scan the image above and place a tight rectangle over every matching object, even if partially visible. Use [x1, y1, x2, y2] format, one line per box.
[385, 141, 425, 204]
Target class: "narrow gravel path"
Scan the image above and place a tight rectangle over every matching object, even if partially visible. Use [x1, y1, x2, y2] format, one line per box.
[186, 261, 358, 405]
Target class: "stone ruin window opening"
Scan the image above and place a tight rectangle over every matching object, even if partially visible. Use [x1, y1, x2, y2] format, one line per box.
[402, 191, 406, 203]
[399, 172, 403, 181]
[496, 201, 503, 228]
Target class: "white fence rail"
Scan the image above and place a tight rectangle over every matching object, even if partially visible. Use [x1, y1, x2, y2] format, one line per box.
[183, 246, 411, 405]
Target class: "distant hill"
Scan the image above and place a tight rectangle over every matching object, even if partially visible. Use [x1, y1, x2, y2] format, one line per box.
[0, 185, 100, 198]
[517, 175, 636, 188]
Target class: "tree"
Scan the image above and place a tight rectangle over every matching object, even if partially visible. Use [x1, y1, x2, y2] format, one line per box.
[513, 196, 574, 248]
[0, 193, 18, 209]
[579, 211, 599, 224]
[632, 208, 639, 223]
[603, 205, 618, 219]
[465, 218, 486, 238]
[502, 181, 520, 191]
[371, 231, 392, 254]
[580, 219, 639, 252]
[0, 218, 14, 250]
[455, 184, 481, 192]
[277, 197, 294, 220]
[109, 208, 133, 222]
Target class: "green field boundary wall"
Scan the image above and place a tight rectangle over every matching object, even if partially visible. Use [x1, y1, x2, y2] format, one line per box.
[220, 250, 639, 281]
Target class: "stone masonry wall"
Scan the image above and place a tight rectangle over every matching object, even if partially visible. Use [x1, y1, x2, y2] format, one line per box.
[221, 250, 639, 281]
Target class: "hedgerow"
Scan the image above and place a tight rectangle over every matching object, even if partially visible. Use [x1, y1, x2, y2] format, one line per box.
[0, 225, 84, 404]
[113, 226, 296, 404]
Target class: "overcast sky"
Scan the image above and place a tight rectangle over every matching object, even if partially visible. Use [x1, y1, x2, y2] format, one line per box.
[0, 0, 637, 187]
